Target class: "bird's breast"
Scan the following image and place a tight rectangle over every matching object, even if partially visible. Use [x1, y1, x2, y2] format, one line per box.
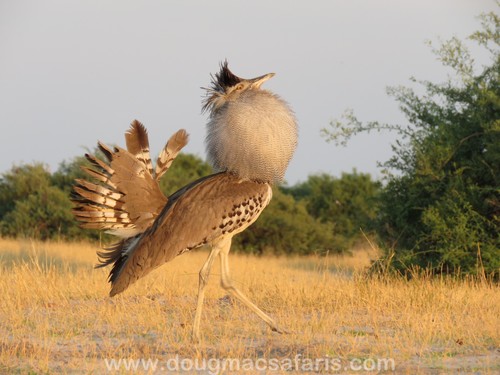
[205, 90, 298, 183]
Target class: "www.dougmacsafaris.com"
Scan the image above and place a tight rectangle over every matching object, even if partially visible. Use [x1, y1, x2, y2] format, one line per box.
[104, 355, 396, 373]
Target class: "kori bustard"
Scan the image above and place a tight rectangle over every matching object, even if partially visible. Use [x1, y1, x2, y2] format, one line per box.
[72, 62, 298, 340]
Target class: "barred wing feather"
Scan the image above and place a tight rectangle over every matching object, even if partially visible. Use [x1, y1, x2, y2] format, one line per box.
[72, 121, 189, 239]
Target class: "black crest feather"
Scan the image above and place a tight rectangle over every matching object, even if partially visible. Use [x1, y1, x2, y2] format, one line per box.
[202, 60, 241, 113]
[215, 60, 241, 89]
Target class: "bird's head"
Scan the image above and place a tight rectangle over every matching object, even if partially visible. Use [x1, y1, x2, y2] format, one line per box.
[202, 61, 275, 114]
[203, 61, 298, 183]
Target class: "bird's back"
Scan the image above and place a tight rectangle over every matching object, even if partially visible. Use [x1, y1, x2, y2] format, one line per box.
[108, 172, 272, 296]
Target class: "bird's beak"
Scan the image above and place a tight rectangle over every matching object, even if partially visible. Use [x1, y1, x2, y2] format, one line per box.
[248, 73, 275, 88]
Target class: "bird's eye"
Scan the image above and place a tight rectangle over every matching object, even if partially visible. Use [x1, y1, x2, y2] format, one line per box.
[235, 83, 244, 90]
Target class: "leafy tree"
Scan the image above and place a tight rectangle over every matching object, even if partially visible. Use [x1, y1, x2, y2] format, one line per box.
[0, 164, 52, 220]
[2, 184, 75, 240]
[52, 155, 105, 241]
[285, 171, 381, 252]
[322, 10, 500, 275]
[0, 163, 80, 239]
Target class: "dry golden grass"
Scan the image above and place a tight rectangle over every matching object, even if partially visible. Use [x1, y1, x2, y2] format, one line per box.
[0, 238, 498, 374]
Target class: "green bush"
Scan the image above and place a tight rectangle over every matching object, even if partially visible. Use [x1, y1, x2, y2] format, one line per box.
[324, 10, 500, 275]
[0, 164, 80, 240]
[285, 171, 381, 252]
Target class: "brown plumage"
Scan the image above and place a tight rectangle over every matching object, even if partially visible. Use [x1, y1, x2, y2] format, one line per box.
[72, 62, 298, 341]
[107, 173, 271, 296]
[73, 123, 168, 238]
[125, 120, 153, 175]
[155, 127, 189, 181]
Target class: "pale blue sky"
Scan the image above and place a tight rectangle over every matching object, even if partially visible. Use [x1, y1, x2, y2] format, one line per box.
[0, 0, 496, 184]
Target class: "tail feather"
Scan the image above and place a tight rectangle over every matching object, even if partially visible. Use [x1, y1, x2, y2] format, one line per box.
[96, 236, 138, 269]
[79, 166, 117, 189]
[72, 207, 128, 219]
[72, 122, 190, 295]
[72, 186, 124, 210]
[74, 179, 123, 201]
[75, 215, 132, 224]
[72, 203, 133, 231]
[97, 141, 114, 161]
[155, 129, 189, 181]
[125, 120, 154, 176]
[82, 151, 118, 190]
[96, 234, 143, 296]
[85, 152, 114, 176]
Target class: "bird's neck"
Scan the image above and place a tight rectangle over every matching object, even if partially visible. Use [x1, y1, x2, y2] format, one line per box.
[205, 90, 298, 184]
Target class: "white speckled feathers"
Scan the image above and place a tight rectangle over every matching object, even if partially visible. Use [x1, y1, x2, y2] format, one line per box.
[206, 89, 297, 183]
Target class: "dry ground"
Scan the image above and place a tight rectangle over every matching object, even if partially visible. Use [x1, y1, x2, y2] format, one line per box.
[0, 238, 498, 374]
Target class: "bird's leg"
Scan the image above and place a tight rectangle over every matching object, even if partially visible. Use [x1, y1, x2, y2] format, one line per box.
[218, 238, 286, 334]
[192, 245, 220, 342]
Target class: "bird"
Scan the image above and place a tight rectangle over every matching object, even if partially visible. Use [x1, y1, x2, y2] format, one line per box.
[71, 61, 298, 341]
